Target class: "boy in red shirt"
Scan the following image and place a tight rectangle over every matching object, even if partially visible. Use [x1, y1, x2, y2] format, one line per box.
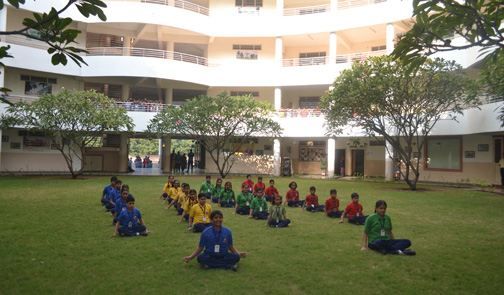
[325, 189, 343, 218]
[264, 179, 280, 202]
[339, 192, 368, 225]
[301, 186, 324, 212]
[253, 176, 265, 195]
[241, 175, 254, 193]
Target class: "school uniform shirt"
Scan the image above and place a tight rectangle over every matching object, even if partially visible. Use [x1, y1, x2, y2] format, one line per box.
[109, 189, 121, 202]
[168, 187, 182, 199]
[183, 198, 198, 213]
[253, 182, 265, 194]
[250, 197, 268, 212]
[305, 194, 319, 206]
[200, 182, 215, 194]
[199, 226, 234, 255]
[175, 192, 189, 207]
[344, 202, 363, 220]
[236, 193, 253, 208]
[114, 198, 127, 213]
[264, 186, 279, 197]
[286, 190, 300, 202]
[364, 213, 392, 242]
[163, 181, 174, 194]
[242, 180, 254, 191]
[102, 185, 113, 197]
[270, 205, 287, 221]
[118, 208, 142, 227]
[190, 203, 213, 224]
[325, 198, 340, 212]
[219, 190, 236, 202]
[211, 186, 224, 197]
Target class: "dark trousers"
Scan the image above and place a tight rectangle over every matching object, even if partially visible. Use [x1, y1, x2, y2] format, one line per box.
[105, 202, 115, 210]
[369, 239, 412, 254]
[220, 201, 235, 208]
[306, 205, 325, 212]
[118, 225, 147, 236]
[349, 215, 368, 225]
[193, 223, 212, 233]
[211, 197, 219, 203]
[101, 198, 108, 205]
[264, 195, 274, 202]
[177, 207, 184, 215]
[184, 213, 189, 221]
[252, 211, 269, 219]
[327, 210, 343, 218]
[188, 161, 194, 171]
[236, 207, 250, 215]
[268, 219, 291, 228]
[287, 200, 304, 207]
[162, 193, 168, 199]
[197, 252, 240, 269]
[501, 168, 504, 186]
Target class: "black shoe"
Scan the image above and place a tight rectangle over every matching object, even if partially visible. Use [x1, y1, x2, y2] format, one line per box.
[119, 232, 125, 237]
[201, 264, 210, 270]
[403, 249, 416, 256]
[230, 264, 238, 272]
[139, 231, 148, 236]
[376, 248, 387, 255]
[253, 216, 259, 220]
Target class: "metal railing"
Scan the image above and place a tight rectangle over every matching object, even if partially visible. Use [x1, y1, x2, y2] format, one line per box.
[115, 102, 168, 112]
[141, 0, 209, 16]
[282, 50, 388, 67]
[337, 0, 387, 10]
[283, 4, 331, 16]
[86, 47, 216, 66]
[277, 108, 328, 118]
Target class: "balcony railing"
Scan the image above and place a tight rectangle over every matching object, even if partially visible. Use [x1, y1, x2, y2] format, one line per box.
[282, 50, 388, 67]
[283, 4, 331, 16]
[140, 0, 209, 16]
[86, 47, 217, 66]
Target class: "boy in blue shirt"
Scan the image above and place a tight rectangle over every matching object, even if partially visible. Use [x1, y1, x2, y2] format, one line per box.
[113, 196, 148, 237]
[101, 176, 117, 205]
[112, 188, 129, 224]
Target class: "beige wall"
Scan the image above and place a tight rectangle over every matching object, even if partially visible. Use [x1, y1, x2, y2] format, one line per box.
[5, 68, 82, 95]
[208, 37, 276, 60]
[207, 87, 275, 105]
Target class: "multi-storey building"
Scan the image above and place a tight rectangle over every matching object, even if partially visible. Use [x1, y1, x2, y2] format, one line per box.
[0, 0, 502, 185]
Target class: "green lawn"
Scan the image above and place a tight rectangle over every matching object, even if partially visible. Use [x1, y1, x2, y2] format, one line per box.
[0, 175, 503, 294]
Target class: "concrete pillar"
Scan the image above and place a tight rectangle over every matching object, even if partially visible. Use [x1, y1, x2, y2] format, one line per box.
[273, 139, 281, 176]
[327, 138, 335, 177]
[274, 88, 281, 109]
[276, 0, 284, 16]
[0, 7, 7, 32]
[0, 129, 3, 171]
[162, 136, 171, 172]
[118, 133, 128, 172]
[329, 32, 337, 64]
[122, 84, 129, 100]
[275, 37, 283, 66]
[385, 140, 394, 180]
[386, 23, 395, 55]
[167, 41, 174, 59]
[165, 88, 173, 105]
[158, 138, 163, 169]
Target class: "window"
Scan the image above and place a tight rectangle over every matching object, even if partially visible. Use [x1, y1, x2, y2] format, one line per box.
[230, 91, 259, 97]
[299, 52, 326, 66]
[22, 75, 56, 95]
[234, 45, 260, 60]
[425, 137, 462, 171]
[235, 0, 262, 7]
[299, 96, 320, 108]
[371, 45, 386, 51]
[232, 45, 261, 50]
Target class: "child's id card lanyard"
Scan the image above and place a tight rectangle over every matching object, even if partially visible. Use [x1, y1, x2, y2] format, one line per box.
[128, 210, 135, 228]
[355, 203, 361, 217]
[199, 204, 207, 222]
[212, 228, 221, 253]
[378, 218, 386, 236]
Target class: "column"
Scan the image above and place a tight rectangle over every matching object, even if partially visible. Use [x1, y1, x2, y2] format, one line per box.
[118, 133, 128, 172]
[165, 88, 173, 105]
[273, 139, 281, 177]
[158, 138, 163, 169]
[275, 37, 283, 66]
[0, 7, 6, 94]
[385, 141, 394, 180]
[327, 138, 335, 177]
[162, 136, 171, 173]
[274, 88, 281, 109]
[167, 41, 174, 60]
[386, 23, 395, 55]
[122, 84, 129, 100]
[276, 0, 284, 17]
[329, 32, 337, 64]
[0, 129, 3, 172]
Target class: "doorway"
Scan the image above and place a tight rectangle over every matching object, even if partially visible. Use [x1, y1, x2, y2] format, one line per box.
[352, 149, 365, 176]
[335, 149, 346, 176]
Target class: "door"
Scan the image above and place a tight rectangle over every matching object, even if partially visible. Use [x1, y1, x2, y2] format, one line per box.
[352, 150, 365, 176]
[335, 149, 346, 176]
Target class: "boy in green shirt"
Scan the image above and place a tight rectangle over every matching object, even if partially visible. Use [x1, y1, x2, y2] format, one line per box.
[247, 188, 268, 219]
[233, 184, 253, 215]
[199, 175, 215, 199]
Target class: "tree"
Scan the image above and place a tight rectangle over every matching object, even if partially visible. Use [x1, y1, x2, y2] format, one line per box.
[392, 0, 504, 112]
[0, 0, 107, 103]
[129, 138, 159, 156]
[0, 89, 134, 178]
[147, 92, 282, 178]
[320, 56, 479, 190]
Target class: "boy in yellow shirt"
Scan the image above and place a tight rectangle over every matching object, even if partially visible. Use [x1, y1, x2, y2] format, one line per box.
[188, 193, 213, 233]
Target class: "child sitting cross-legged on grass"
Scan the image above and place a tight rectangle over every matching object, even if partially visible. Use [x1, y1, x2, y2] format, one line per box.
[361, 200, 415, 255]
[218, 181, 236, 208]
[101, 176, 117, 206]
[247, 188, 268, 220]
[301, 186, 325, 213]
[266, 195, 290, 228]
[233, 184, 252, 215]
[179, 189, 198, 223]
[325, 189, 344, 218]
[113, 195, 148, 237]
[339, 192, 368, 225]
[188, 193, 213, 233]
[284, 181, 304, 207]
